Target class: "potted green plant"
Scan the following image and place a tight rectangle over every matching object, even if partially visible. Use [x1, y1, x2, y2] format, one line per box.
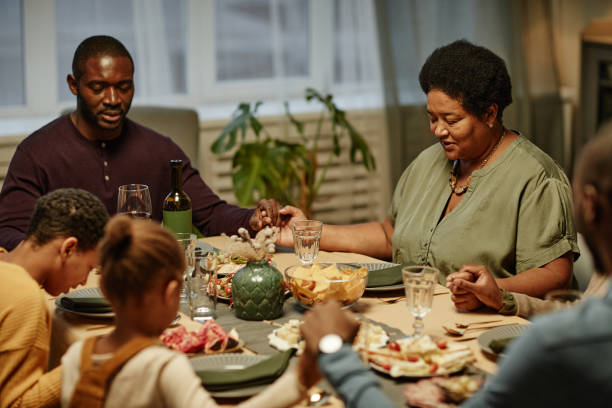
[211, 88, 376, 218]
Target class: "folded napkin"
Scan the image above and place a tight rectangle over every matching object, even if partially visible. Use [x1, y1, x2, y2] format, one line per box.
[489, 337, 516, 354]
[197, 350, 293, 392]
[60, 296, 112, 313]
[366, 263, 413, 288]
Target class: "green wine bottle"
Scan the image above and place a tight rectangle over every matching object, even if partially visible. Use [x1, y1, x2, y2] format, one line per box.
[163, 159, 192, 235]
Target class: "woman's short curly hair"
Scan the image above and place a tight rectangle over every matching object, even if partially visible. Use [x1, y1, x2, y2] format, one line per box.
[419, 39, 512, 120]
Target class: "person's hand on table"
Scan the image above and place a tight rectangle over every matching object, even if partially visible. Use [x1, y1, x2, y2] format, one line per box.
[249, 199, 282, 230]
[447, 265, 503, 310]
[276, 205, 307, 247]
[446, 269, 484, 311]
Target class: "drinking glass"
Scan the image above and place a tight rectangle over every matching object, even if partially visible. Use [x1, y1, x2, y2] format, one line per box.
[291, 220, 323, 265]
[403, 277, 434, 338]
[187, 250, 218, 322]
[117, 184, 152, 219]
[402, 265, 440, 285]
[545, 289, 583, 303]
[176, 233, 197, 313]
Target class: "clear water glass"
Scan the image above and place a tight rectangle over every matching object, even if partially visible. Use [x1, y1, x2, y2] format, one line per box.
[117, 184, 152, 219]
[176, 233, 197, 314]
[291, 220, 323, 265]
[545, 289, 583, 303]
[187, 250, 218, 322]
[402, 265, 440, 285]
[403, 277, 434, 338]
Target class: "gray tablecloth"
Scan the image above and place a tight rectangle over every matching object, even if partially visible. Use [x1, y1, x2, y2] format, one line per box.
[210, 297, 409, 405]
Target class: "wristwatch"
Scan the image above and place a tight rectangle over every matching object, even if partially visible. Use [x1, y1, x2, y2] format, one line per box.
[318, 334, 343, 354]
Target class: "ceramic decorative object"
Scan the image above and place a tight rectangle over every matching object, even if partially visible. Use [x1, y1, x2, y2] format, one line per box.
[232, 260, 284, 320]
[224, 227, 285, 321]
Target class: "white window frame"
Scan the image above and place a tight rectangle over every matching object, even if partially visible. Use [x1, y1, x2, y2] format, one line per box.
[0, 0, 381, 121]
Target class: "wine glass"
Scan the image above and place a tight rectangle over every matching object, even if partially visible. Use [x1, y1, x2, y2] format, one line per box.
[291, 220, 323, 265]
[117, 184, 152, 219]
[402, 265, 440, 284]
[403, 277, 434, 338]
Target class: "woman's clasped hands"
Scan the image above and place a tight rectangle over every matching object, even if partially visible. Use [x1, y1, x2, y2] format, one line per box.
[446, 265, 504, 311]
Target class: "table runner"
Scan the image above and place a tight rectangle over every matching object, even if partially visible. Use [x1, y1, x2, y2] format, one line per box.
[212, 297, 409, 404]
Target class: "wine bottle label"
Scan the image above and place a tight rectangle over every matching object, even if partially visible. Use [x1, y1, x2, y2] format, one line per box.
[163, 209, 193, 235]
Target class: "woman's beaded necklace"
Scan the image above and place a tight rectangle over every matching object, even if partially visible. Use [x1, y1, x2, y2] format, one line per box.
[448, 130, 505, 195]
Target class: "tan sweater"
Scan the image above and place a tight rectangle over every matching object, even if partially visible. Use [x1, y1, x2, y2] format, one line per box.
[0, 261, 61, 408]
[514, 273, 610, 318]
[61, 341, 305, 408]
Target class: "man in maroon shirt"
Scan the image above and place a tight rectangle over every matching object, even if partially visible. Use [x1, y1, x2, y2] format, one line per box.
[0, 35, 281, 250]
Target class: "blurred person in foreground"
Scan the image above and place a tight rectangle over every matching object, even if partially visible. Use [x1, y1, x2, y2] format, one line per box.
[0, 188, 108, 408]
[62, 215, 318, 407]
[0, 35, 281, 251]
[280, 39, 578, 313]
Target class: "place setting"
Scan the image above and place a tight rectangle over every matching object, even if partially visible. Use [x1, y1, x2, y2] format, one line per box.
[54, 287, 114, 319]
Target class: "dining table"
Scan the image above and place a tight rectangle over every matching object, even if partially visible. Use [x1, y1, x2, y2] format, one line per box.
[47, 235, 529, 407]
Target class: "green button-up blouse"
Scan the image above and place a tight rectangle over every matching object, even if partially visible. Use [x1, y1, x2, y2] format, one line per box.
[390, 135, 579, 281]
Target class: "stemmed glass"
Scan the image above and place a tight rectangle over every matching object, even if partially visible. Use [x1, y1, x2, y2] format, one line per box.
[402, 265, 440, 284]
[402, 266, 439, 338]
[117, 184, 152, 219]
[403, 278, 434, 338]
[291, 220, 323, 265]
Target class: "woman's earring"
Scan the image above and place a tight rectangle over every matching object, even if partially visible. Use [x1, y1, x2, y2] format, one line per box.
[488, 123, 493, 128]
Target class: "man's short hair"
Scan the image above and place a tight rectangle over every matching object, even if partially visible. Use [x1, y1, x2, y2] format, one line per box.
[72, 35, 134, 79]
[26, 188, 109, 251]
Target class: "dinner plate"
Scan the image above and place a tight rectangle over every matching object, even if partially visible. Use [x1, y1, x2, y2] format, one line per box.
[360, 262, 404, 292]
[369, 360, 467, 378]
[55, 287, 115, 319]
[477, 324, 529, 357]
[189, 354, 269, 398]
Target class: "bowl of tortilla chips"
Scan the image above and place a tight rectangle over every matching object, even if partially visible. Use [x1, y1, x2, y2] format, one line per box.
[284, 263, 368, 309]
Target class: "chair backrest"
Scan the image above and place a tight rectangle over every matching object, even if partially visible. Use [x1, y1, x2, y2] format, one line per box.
[126, 106, 199, 165]
[60, 106, 200, 165]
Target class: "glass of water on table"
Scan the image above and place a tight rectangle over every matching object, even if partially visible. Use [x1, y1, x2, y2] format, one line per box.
[402, 266, 439, 338]
[117, 184, 152, 219]
[176, 233, 197, 312]
[291, 220, 323, 265]
[187, 249, 218, 322]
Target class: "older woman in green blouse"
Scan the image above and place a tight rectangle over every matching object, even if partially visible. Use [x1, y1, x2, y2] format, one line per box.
[279, 40, 579, 312]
